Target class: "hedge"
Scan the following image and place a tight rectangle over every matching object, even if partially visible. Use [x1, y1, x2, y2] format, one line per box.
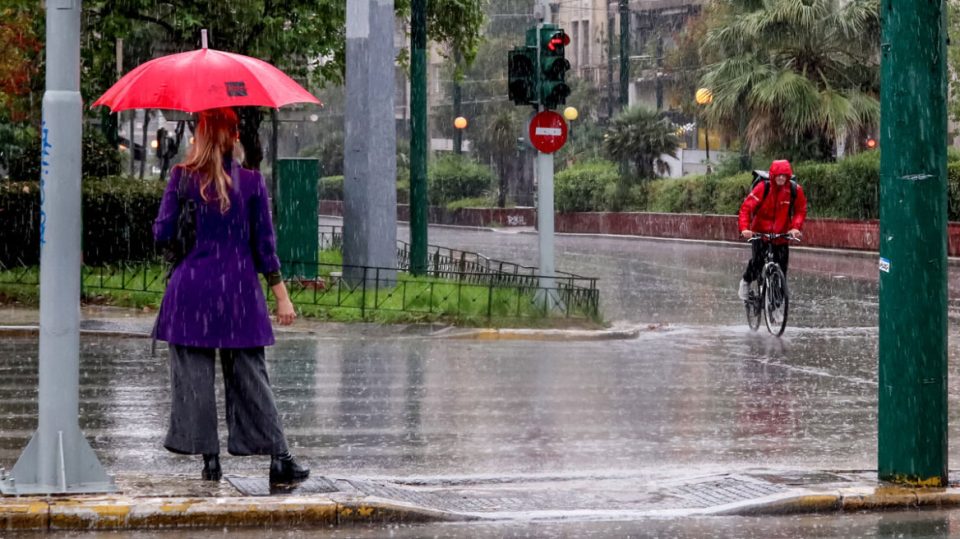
[0, 176, 164, 267]
[554, 160, 619, 212]
[320, 175, 410, 204]
[428, 155, 494, 205]
[553, 152, 960, 221]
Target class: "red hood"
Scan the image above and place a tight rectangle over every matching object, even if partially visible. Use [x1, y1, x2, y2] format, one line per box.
[769, 159, 793, 178]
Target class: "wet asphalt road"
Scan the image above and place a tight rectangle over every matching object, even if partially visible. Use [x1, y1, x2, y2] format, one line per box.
[4, 222, 960, 530]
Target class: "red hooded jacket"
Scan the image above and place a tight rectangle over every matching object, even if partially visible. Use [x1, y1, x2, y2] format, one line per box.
[738, 160, 808, 244]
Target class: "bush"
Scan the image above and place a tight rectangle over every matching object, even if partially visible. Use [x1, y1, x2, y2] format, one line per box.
[82, 129, 122, 178]
[319, 175, 344, 200]
[428, 154, 494, 205]
[554, 159, 619, 213]
[0, 175, 165, 267]
[0, 123, 40, 182]
[1, 126, 123, 182]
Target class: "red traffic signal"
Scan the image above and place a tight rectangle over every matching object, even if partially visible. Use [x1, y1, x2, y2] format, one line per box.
[866, 137, 878, 149]
[547, 31, 570, 52]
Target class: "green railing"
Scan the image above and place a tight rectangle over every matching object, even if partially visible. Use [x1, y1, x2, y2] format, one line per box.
[0, 258, 600, 322]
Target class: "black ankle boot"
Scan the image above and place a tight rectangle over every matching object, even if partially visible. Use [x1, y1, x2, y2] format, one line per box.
[201, 453, 221, 481]
[269, 453, 309, 484]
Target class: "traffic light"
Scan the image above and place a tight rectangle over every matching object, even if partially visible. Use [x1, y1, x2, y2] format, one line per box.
[866, 136, 878, 150]
[508, 47, 537, 106]
[538, 27, 570, 109]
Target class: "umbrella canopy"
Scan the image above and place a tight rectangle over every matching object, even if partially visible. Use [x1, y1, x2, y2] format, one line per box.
[92, 46, 321, 113]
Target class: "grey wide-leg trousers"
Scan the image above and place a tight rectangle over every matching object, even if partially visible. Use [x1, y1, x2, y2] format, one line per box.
[164, 344, 289, 456]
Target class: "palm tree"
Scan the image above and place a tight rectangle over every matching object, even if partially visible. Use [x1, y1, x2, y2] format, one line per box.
[700, 0, 880, 160]
[603, 106, 680, 180]
[479, 110, 517, 208]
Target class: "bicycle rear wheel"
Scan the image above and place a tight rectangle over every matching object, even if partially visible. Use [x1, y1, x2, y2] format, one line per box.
[762, 265, 789, 336]
[745, 279, 761, 331]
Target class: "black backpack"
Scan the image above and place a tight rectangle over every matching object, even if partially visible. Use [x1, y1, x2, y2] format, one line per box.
[750, 170, 799, 218]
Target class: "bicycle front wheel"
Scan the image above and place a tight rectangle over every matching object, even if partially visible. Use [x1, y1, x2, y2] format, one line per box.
[762, 265, 789, 336]
[745, 279, 761, 331]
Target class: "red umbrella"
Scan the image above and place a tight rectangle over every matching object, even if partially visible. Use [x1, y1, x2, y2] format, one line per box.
[92, 41, 320, 113]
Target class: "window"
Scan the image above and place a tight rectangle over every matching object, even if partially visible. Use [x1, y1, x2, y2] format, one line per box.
[571, 21, 580, 69]
[582, 21, 590, 67]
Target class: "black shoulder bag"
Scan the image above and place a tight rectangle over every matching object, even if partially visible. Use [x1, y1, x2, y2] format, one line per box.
[152, 172, 197, 355]
[161, 172, 197, 276]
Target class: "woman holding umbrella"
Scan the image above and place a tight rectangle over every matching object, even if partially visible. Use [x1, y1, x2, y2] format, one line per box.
[152, 107, 309, 484]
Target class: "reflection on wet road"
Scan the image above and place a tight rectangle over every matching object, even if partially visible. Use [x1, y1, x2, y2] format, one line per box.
[4, 223, 960, 524]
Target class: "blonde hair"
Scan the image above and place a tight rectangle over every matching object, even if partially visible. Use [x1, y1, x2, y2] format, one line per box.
[179, 108, 238, 213]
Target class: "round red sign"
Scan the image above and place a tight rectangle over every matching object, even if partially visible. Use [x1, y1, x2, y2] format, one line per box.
[528, 110, 568, 154]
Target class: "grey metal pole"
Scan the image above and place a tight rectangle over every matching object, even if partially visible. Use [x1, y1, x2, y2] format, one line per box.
[534, 1, 558, 302]
[343, 0, 398, 284]
[619, 0, 629, 109]
[0, 0, 113, 496]
[536, 150, 556, 291]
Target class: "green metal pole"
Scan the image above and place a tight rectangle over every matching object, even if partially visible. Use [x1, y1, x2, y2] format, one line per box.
[618, 0, 629, 109]
[878, 0, 948, 487]
[410, 0, 429, 276]
[453, 50, 463, 155]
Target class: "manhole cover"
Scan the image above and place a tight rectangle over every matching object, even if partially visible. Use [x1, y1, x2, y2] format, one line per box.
[754, 472, 852, 486]
[226, 476, 339, 497]
[664, 477, 787, 508]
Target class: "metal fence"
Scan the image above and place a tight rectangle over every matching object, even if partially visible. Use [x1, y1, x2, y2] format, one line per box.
[321, 224, 598, 293]
[0, 257, 600, 322]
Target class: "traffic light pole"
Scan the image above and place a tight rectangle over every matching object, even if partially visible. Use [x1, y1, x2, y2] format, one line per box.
[878, 0, 948, 486]
[0, 0, 114, 496]
[409, 0, 428, 276]
[533, 11, 557, 298]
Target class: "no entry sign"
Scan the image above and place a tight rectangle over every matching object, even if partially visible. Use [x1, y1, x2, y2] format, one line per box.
[528, 110, 568, 154]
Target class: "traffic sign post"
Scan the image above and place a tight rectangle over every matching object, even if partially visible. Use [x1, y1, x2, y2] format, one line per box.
[508, 11, 571, 307]
[529, 111, 568, 305]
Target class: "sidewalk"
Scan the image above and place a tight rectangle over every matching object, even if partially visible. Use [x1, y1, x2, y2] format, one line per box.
[0, 306, 644, 342]
[3, 469, 959, 530]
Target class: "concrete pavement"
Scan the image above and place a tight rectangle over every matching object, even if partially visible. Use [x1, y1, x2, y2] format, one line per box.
[4, 469, 960, 531]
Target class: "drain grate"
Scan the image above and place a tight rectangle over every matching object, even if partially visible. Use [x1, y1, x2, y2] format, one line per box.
[664, 476, 787, 508]
[345, 480, 529, 513]
[226, 475, 339, 497]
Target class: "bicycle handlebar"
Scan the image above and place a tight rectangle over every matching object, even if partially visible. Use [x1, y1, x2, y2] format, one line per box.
[748, 233, 801, 243]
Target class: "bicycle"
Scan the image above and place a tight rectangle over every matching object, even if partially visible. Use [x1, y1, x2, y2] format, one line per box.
[744, 233, 800, 336]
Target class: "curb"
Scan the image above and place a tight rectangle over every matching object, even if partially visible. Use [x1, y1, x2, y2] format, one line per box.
[722, 487, 960, 516]
[1, 495, 471, 531]
[433, 325, 644, 341]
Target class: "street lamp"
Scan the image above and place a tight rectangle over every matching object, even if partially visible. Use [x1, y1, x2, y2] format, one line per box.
[696, 87, 713, 173]
[454, 116, 467, 154]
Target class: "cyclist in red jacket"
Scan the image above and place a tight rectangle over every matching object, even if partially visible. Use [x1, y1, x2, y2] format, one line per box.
[737, 159, 808, 300]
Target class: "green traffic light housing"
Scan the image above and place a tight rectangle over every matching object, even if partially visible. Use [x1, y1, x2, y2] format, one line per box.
[538, 27, 571, 109]
[508, 47, 537, 106]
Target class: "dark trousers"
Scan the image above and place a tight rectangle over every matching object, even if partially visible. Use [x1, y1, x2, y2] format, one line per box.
[743, 241, 790, 283]
[165, 344, 289, 456]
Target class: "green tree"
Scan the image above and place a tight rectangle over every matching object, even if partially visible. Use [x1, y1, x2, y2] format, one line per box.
[478, 110, 517, 207]
[603, 106, 679, 180]
[700, 0, 880, 161]
[81, 1, 487, 169]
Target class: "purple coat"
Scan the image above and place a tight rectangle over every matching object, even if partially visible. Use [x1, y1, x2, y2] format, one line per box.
[153, 159, 279, 349]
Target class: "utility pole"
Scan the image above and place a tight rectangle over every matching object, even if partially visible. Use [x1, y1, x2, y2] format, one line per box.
[618, 0, 629, 109]
[453, 50, 463, 155]
[655, 34, 663, 111]
[607, 2, 615, 119]
[409, 0, 428, 275]
[0, 0, 114, 496]
[344, 0, 398, 283]
[878, 0, 948, 487]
